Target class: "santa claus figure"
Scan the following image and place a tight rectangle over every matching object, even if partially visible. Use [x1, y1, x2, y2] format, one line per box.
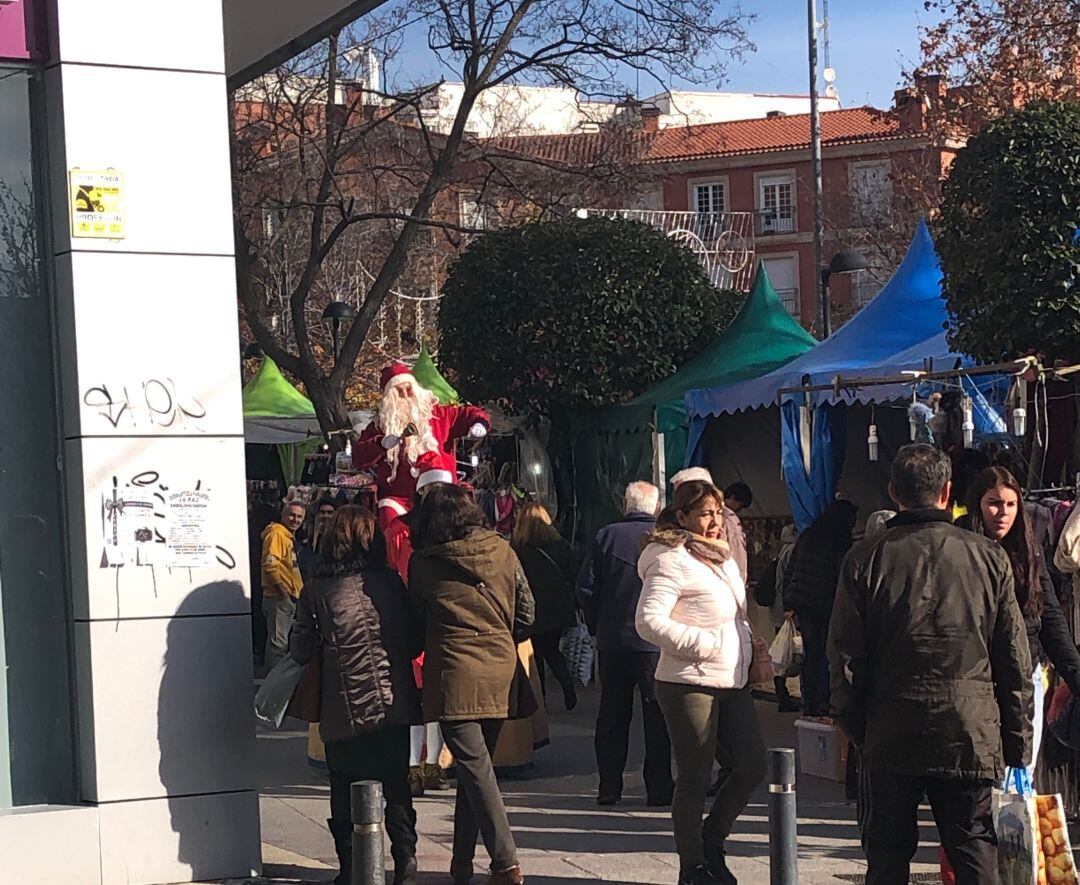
[352, 362, 490, 532]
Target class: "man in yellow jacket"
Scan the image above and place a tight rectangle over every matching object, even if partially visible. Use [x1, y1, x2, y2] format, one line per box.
[261, 500, 306, 667]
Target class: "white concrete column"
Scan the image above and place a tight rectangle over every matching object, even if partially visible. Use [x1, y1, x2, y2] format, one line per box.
[43, 2, 259, 882]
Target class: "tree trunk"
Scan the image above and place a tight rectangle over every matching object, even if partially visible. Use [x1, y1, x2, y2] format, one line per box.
[307, 377, 351, 456]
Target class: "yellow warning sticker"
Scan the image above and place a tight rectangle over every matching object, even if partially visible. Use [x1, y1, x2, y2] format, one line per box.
[68, 169, 125, 239]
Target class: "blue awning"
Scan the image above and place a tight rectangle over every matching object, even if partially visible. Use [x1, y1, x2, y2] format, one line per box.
[686, 219, 949, 418]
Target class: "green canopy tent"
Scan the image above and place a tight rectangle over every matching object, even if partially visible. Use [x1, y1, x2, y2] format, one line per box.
[242, 357, 324, 484]
[569, 263, 817, 542]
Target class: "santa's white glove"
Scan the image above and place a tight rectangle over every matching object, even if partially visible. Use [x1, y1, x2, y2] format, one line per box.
[381, 434, 401, 450]
[468, 422, 488, 439]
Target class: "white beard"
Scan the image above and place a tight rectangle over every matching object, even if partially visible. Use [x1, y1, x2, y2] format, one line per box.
[377, 385, 440, 482]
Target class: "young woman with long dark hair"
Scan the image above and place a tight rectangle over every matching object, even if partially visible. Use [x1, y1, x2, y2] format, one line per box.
[512, 501, 579, 710]
[289, 505, 423, 885]
[962, 466, 1080, 767]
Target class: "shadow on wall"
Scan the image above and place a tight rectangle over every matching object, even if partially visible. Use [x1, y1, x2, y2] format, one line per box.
[157, 580, 261, 881]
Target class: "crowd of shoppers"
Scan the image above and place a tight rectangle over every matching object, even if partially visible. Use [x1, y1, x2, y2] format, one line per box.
[254, 439, 1080, 885]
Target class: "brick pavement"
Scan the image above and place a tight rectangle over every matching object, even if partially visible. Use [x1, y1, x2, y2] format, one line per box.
[245, 684, 947, 885]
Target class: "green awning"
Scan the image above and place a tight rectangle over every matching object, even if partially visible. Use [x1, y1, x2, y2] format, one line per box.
[584, 262, 817, 435]
[242, 356, 316, 418]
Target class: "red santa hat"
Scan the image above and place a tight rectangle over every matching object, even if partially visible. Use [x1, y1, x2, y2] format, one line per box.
[380, 362, 415, 392]
[416, 468, 455, 491]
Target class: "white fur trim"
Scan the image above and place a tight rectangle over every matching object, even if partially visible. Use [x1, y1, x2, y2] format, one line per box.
[383, 372, 416, 393]
[416, 469, 454, 490]
[377, 498, 409, 517]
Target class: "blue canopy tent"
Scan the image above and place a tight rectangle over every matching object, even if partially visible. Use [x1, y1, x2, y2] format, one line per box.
[684, 220, 1003, 531]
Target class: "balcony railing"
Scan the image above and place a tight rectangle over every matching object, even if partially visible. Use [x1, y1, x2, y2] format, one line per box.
[584, 209, 756, 292]
[755, 209, 796, 236]
[775, 287, 800, 317]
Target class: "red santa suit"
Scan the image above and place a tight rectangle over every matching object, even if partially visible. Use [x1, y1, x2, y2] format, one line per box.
[351, 363, 489, 532]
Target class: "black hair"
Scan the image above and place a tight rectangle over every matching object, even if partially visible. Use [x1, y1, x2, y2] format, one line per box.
[411, 484, 490, 548]
[965, 466, 1041, 619]
[723, 482, 753, 508]
[891, 444, 953, 509]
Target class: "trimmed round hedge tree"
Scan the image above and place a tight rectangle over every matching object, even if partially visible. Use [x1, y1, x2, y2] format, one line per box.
[437, 216, 742, 416]
[937, 100, 1080, 362]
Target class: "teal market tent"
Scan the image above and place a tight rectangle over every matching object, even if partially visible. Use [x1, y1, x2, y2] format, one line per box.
[568, 263, 817, 543]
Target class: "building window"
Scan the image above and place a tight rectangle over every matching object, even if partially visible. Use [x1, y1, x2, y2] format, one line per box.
[757, 174, 795, 234]
[849, 161, 892, 227]
[459, 195, 486, 230]
[761, 255, 799, 318]
[691, 181, 726, 240]
[693, 182, 725, 216]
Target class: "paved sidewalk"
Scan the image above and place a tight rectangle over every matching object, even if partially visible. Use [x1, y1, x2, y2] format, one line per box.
[249, 684, 946, 884]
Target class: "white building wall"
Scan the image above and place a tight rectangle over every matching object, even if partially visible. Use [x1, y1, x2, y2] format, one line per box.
[423, 83, 843, 136]
[650, 90, 842, 126]
[14, 1, 262, 882]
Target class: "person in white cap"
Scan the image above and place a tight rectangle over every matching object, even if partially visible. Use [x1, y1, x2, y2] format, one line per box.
[352, 362, 490, 535]
[670, 468, 747, 582]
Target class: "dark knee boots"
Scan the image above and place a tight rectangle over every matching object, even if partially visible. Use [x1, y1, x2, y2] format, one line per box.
[327, 817, 352, 885]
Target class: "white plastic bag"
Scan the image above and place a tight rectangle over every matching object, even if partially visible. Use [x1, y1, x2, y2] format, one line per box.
[769, 619, 803, 678]
[560, 612, 596, 687]
[254, 656, 305, 729]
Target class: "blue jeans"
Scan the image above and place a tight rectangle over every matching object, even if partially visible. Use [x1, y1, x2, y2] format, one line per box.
[798, 617, 831, 715]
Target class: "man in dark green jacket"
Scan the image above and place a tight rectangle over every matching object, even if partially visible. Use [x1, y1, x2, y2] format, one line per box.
[828, 444, 1032, 885]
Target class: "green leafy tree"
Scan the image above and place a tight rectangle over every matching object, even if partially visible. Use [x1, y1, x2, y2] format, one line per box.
[937, 100, 1080, 362]
[438, 216, 741, 417]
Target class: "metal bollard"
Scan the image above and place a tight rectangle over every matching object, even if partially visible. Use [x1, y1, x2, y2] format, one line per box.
[768, 747, 798, 885]
[351, 780, 385, 885]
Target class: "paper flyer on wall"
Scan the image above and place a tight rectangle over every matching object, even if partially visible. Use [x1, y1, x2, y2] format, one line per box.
[166, 490, 214, 568]
[102, 487, 157, 566]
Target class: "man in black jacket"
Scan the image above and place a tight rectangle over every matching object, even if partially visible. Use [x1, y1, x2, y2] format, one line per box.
[577, 481, 674, 807]
[828, 444, 1032, 885]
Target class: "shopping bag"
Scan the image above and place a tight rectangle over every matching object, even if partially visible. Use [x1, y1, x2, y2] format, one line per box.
[769, 620, 803, 678]
[1034, 793, 1079, 885]
[285, 655, 321, 723]
[254, 656, 305, 729]
[560, 612, 596, 687]
[995, 768, 1040, 885]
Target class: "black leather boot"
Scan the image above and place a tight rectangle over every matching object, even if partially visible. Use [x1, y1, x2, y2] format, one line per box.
[327, 817, 352, 885]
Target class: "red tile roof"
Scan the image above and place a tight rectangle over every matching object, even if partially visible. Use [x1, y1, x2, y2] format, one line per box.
[482, 106, 915, 167]
[645, 106, 907, 162]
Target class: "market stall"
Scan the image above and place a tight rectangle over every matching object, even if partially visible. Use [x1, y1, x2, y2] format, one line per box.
[685, 220, 1009, 532]
[567, 263, 817, 543]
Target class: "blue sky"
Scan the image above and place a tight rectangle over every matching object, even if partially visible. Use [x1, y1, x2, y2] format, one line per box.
[380, 1, 933, 110]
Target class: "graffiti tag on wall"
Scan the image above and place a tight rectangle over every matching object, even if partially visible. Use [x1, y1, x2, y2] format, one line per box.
[83, 378, 207, 431]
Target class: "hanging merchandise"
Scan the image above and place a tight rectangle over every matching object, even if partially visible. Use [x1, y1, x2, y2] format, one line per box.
[867, 422, 879, 462]
[908, 401, 935, 445]
[961, 396, 974, 448]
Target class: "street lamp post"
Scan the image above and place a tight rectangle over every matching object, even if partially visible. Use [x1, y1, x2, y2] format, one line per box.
[808, 0, 825, 336]
[322, 301, 357, 361]
[820, 248, 869, 337]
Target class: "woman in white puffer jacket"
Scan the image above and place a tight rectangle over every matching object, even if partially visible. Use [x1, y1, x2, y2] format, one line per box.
[635, 480, 766, 885]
